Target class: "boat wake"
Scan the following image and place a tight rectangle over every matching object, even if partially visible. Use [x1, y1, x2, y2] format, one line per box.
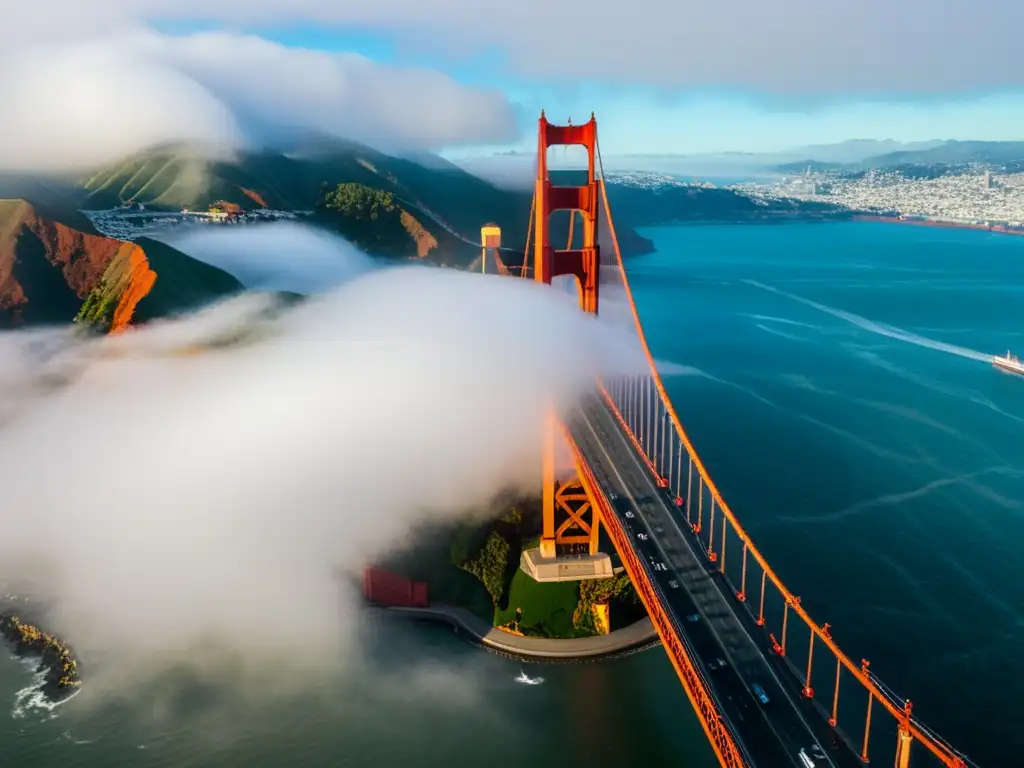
[514, 669, 544, 686]
[755, 323, 808, 344]
[744, 280, 992, 363]
[742, 313, 820, 331]
[656, 359, 694, 376]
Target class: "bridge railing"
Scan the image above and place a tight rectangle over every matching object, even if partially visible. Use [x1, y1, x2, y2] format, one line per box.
[563, 422, 749, 768]
[589, 147, 970, 768]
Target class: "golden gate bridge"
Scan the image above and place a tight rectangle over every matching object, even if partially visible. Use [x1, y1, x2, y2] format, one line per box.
[476, 112, 975, 768]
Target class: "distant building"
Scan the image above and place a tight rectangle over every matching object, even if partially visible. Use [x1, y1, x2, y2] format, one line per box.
[984, 171, 994, 189]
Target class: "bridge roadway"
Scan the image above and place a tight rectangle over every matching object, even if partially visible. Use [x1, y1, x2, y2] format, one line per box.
[569, 393, 865, 768]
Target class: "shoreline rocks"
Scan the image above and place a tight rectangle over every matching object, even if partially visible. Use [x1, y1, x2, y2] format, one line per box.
[0, 614, 81, 701]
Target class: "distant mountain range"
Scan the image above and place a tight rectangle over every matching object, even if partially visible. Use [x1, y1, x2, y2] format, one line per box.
[774, 140, 1024, 175]
[461, 138, 1024, 182]
[616, 139, 945, 166]
[782, 139, 947, 165]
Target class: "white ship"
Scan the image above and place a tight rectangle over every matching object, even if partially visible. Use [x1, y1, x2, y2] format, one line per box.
[993, 351, 1024, 376]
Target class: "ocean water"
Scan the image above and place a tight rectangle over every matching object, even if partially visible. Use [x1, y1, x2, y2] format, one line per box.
[0, 619, 717, 767]
[632, 221, 1024, 767]
[2, 220, 1021, 767]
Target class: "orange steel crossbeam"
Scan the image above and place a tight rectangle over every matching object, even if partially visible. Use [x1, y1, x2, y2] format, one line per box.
[553, 479, 594, 543]
[562, 426, 747, 768]
[533, 111, 600, 313]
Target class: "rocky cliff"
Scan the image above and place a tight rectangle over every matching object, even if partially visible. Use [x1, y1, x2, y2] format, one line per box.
[0, 199, 242, 331]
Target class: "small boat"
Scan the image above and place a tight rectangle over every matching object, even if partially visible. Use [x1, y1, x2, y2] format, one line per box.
[993, 351, 1024, 376]
[514, 669, 544, 685]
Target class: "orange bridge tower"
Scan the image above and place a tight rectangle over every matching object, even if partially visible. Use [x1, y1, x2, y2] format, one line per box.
[520, 112, 613, 584]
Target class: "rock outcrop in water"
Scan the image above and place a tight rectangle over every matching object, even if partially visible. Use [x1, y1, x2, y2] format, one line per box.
[0, 613, 81, 700]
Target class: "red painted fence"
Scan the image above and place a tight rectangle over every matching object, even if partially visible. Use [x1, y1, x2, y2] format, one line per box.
[362, 568, 429, 608]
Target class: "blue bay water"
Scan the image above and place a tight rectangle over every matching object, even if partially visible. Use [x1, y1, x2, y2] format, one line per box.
[2, 220, 1021, 767]
[633, 221, 1024, 767]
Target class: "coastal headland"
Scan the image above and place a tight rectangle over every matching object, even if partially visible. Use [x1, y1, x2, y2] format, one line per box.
[368, 502, 654, 657]
[0, 609, 81, 700]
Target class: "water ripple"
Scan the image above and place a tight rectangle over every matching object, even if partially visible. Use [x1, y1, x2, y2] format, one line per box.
[777, 467, 1021, 526]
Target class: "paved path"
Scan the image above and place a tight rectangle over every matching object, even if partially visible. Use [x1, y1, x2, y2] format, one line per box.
[384, 603, 659, 660]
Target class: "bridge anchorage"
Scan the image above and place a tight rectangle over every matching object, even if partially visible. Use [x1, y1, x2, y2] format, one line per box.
[482, 112, 975, 768]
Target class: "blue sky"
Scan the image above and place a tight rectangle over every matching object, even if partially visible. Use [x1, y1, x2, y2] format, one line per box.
[215, 22, 1024, 157]
[11, 1, 1022, 164]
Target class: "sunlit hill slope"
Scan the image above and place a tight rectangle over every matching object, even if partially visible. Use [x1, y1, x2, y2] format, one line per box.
[0, 199, 242, 331]
[76, 139, 533, 265]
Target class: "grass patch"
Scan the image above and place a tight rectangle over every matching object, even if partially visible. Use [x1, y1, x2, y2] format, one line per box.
[494, 569, 581, 639]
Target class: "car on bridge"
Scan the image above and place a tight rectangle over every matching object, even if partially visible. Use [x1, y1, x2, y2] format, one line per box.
[798, 744, 833, 767]
[750, 683, 770, 705]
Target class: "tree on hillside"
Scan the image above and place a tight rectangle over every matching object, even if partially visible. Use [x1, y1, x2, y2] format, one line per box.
[458, 531, 510, 605]
[318, 183, 397, 221]
[573, 573, 639, 635]
[315, 181, 439, 258]
[581, 573, 636, 604]
[450, 522, 489, 568]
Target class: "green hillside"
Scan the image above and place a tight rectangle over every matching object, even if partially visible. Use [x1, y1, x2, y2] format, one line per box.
[75, 142, 474, 215]
[0, 176, 92, 231]
[75, 141, 533, 257]
[604, 183, 853, 227]
[79, 149, 325, 211]
[314, 182, 473, 264]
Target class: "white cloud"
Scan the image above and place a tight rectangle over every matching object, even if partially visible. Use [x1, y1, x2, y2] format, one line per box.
[158, 222, 377, 294]
[0, 25, 518, 172]
[0, 254, 646, 694]
[450, 155, 536, 191]
[1, 0, 1015, 94]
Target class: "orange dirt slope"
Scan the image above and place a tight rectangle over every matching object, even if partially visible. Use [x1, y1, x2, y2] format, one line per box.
[0, 199, 156, 330]
[240, 187, 268, 208]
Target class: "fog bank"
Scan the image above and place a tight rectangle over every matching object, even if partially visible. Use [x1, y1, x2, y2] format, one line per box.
[0, 256, 645, 696]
